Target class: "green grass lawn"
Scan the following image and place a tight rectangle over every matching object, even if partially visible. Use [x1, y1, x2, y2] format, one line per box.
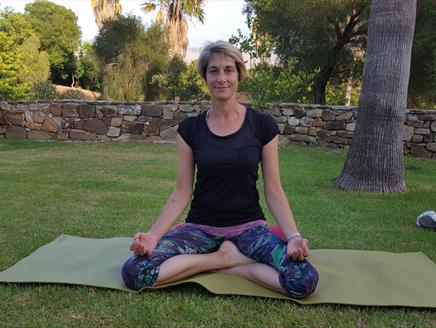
[0, 139, 435, 327]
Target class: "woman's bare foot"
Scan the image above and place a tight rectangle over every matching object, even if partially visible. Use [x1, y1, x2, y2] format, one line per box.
[217, 240, 256, 268]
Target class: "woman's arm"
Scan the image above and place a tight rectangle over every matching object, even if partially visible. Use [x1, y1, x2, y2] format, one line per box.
[261, 135, 309, 261]
[130, 134, 194, 256]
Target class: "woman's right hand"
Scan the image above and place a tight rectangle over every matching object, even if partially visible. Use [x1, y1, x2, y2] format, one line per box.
[129, 232, 158, 256]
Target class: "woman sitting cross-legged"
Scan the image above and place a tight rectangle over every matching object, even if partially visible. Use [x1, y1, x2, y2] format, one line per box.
[121, 40, 319, 299]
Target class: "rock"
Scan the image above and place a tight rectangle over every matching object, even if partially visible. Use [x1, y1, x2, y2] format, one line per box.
[295, 126, 308, 134]
[6, 112, 24, 126]
[83, 119, 108, 134]
[163, 109, 174, 119]
[6, 126, 27, 139]
[160, 119, 179, 131]
[160, 126, 178, 140]
[122, 121, 145, 134]
[0, 111, 8, 124]
[281, 108, 294, 116]
[32, 111, 45, 123]
[123, 115, 137, 122]
[322, 110, 335, 121]
[412, 135, 423, 143]
[312, 117, 322, 127]
[55, 130, 69, 140]
[346, 123, 356, 132]
[29, 103, 39, 111]
[308, 127, 317, 136]
[28, 130, 52, 140]
[147, 118, 160, 135]
[49, 103, 62, 116]
[111, 117, 123, 127]
[25, 110, 33, 123]
[42, 117, 59, 132]
[336, 112, 354, 121]
[337, 131, 353, 138]
[403, 125, 414, 141]
[26, 122, 43, 130]
[0, 102, 11, 110]
[411, 144, 432, 158]
[406, 115, 424, 128]
[118, 104, 141, 115]
[277, 123, 285, 133]
[141, 104, 162, 116]
[306, 109, 322, 118]
[287, 117, 299, 126]
[414, 128, 430, 135]
[331, 136, 350, 144]
[289, 134, 316, 143]
[69, 129, 96, 141]
[282, 125, 294, 135]
[275, 116, 287, 123]
[278, 135, 289, 146]
[71, 119, 85, 129]
[426, 143, 436, 152]
[98, 106, 118, 117]
[15, 104, 28, 112]
[431, 121, 436, 132]
[62, 103, 79, 117]
[332, 105, 354, 111]
[300, 116, 313, 127]
[78, 104, 96, 119]
[317, 130, 330, 142]
[96, 110, 104, 119]
[323, 121, 346, 130]
[96, 135, 111, 142]
[293, 108, 306, 118]
[107, 126, 121, 137]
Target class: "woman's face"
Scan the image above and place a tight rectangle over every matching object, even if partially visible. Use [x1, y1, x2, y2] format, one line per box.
[205, 52, 239, 102]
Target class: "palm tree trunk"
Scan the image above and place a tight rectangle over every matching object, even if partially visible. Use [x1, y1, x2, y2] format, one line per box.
[335, 0, 416, 192]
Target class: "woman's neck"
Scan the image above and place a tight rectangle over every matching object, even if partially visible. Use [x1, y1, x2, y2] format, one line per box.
[209, 98, 242, 121]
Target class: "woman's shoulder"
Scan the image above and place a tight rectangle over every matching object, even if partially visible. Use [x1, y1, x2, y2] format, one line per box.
[245, 106, 279, 145]
[177, 111, 205, 145]
[245, 106, 276, 125]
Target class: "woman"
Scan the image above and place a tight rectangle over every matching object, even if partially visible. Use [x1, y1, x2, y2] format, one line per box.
[122, 41, 318, 298]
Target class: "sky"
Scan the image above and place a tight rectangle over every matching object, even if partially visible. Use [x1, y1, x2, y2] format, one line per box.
[1, 0, 250, 49]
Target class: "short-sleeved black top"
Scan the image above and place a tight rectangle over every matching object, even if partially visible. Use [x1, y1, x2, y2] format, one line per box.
[177, 106, 279, 227]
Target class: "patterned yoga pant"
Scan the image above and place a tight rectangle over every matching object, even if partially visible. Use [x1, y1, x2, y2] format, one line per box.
[121, 224, 319, 299]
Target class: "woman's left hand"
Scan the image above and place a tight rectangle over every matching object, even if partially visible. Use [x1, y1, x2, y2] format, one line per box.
[286, 236, 309, 261]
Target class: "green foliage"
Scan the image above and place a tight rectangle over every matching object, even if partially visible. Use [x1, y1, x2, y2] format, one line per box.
[408, 0, 436, 108]
[239, 63, 313, 107]
[57, 89, 85, 100]
[24, 0, 81, 85]
[94, 16, 170, 101]
[243, 0, 369, 104]
[32, 80, 57, 100]
[148, 58, 209, 101]
[76, 42, 102, 91]
[0, 9, 50, 100]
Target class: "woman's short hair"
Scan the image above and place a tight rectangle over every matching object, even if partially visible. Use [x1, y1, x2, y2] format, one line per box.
[196, 41, 247, 82]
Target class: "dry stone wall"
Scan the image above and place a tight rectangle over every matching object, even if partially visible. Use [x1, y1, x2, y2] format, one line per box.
[0, 100, 435, 158]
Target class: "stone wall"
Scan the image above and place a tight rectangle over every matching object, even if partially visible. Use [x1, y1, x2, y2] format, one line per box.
[1, 100, 435, 158]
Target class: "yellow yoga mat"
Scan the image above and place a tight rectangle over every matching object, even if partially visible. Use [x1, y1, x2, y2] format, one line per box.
[0, 235, 435, 308]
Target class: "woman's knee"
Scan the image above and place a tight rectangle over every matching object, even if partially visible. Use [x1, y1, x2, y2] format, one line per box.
[279, 260, 319, 299]
[121, 256, 159, 290]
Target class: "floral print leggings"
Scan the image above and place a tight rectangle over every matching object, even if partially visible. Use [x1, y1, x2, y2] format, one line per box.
[121, 224, 318, 299]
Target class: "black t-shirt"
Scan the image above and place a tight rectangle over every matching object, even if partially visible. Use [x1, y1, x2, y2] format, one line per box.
[177, 106, 279, 227]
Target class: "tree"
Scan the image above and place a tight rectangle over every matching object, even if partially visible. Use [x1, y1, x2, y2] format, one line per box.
[24, 0, 81, 85]
[141, 0, 205, 58]
[76, 42, 102, 91]
[244, 0, 370, 105]
[90, 0, 122, 28]
[94, 15, 170, 100]
[408, 0, 436, 108]
[0, 9, 50, 100]
[335, 0, 417, 192]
